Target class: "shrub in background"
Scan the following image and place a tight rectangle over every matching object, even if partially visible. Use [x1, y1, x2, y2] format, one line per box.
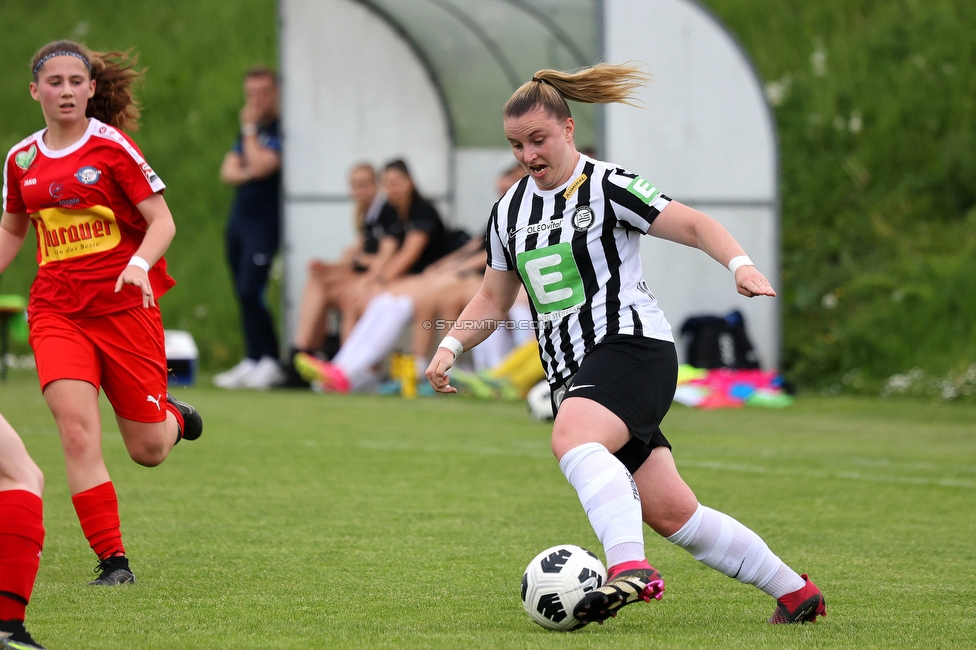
[706, 0, 976, 392]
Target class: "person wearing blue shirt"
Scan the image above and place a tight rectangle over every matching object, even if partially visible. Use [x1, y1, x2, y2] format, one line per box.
[216, 67, 285, 390]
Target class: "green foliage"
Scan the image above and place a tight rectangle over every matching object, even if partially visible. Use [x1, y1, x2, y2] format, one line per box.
[702, 0, 976, 389]
[2, 376, 975, 647]
[0, 0, 278, 369]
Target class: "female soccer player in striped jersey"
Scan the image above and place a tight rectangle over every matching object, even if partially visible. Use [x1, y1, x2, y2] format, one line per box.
[0, 413, 46, 649]
[427, 63, 825, 626]
[0, 40, 202, 588]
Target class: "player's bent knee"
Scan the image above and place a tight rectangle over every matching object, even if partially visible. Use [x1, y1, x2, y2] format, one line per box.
[58, 425, 100, 461]
[550, 428, 579, 461]
[128, 443, 168, 467]
[550, 421, 611, 460]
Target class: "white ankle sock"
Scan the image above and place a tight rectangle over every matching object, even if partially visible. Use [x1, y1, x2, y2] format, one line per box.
[666, 503, 805, 598]
[558, 442, 645, 568]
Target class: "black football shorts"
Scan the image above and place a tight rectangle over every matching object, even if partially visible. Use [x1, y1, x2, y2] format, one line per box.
[551, 334, 678, 473]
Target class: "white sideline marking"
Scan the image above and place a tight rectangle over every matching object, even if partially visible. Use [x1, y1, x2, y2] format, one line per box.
[356, 440, 975, 489]
[678, 460, 975, 489]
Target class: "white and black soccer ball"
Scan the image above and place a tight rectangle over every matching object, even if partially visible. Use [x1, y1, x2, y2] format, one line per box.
[526, 380, 553, 421]
[521, 544, 607, 631]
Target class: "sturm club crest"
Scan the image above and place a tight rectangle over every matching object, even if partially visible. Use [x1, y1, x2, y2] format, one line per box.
[571, 205, 594, 232]
[76, 166, 101, 185]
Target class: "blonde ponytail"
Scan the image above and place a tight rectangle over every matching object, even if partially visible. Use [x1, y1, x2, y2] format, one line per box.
[504, 62, 651, 120]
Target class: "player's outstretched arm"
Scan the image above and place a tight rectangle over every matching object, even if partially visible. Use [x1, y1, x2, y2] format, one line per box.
[646, 200, 776, 298]
[426, 267, 521, 393]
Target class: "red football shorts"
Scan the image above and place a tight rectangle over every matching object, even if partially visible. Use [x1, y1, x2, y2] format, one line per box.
[29, 307, 169, 423]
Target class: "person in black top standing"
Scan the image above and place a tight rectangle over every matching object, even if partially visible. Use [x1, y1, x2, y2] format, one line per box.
[215, 66, 285, 390]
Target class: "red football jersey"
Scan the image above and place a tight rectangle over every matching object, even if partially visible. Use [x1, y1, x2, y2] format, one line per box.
[2, 118, 176, 317]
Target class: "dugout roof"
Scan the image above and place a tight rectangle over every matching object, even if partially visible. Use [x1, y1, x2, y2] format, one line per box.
[355, 0, 600, 148]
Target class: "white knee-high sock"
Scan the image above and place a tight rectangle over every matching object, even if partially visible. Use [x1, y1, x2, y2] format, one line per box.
[335, 294, 413, 388]
[334, 294, 393, 368]
[558, 442, 645, 568]
[666, 503, 805, 598]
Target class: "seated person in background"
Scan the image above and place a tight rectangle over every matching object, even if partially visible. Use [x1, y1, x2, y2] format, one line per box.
[283, 163, 398, 384]
[294, 165, 526, 393]
[337, 158, 457, 340]
[295, 236, 487, 393]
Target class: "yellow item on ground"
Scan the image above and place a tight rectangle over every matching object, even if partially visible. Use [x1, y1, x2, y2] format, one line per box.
[486, 340, 544, 398]
[677, 364, 708, 385]
[390, 353, 417, 398]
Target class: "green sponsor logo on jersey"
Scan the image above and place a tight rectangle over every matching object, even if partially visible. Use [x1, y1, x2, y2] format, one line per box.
[15, 144, 37, 170]
[626, 175, 659, 205]
[516, 243, 585, 320]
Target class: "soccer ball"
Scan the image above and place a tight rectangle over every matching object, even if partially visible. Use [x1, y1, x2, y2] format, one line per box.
[521, 544, 607, 631]
[526, 380, 553, 421]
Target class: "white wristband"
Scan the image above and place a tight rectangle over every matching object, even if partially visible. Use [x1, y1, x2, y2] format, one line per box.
[241, 123, 258, 137]
[128, 255, 151, 273]
[438, 336, 464, 360]
[728, 255, 754, 274]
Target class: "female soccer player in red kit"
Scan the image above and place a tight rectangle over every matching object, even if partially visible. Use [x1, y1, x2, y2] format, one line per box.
[0, 40, 202, 588]
[0, 413, 46, 650]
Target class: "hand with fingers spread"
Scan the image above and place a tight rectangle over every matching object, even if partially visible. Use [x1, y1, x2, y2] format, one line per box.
[734, 265, 777, 298]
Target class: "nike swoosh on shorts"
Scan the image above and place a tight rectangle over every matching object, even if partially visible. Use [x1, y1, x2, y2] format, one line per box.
[568, 384, 596, 392]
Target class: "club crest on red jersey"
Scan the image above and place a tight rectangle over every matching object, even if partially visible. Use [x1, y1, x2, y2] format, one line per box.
[76, 166, 101, 185]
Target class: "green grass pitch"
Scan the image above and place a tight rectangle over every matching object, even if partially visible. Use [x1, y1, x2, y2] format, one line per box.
[2, 372, 974, 648]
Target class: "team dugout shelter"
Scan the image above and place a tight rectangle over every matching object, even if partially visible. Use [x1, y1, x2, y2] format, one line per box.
[278, 0, 781, 369]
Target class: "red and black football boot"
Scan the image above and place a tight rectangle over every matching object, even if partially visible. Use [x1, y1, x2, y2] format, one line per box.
[769, 574, 826, 624]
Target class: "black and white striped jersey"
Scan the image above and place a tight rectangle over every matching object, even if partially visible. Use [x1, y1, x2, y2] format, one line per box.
[486, 154, 674, 384]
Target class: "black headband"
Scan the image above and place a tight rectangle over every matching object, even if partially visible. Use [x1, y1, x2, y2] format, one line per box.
[33, 51, 91, 76]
